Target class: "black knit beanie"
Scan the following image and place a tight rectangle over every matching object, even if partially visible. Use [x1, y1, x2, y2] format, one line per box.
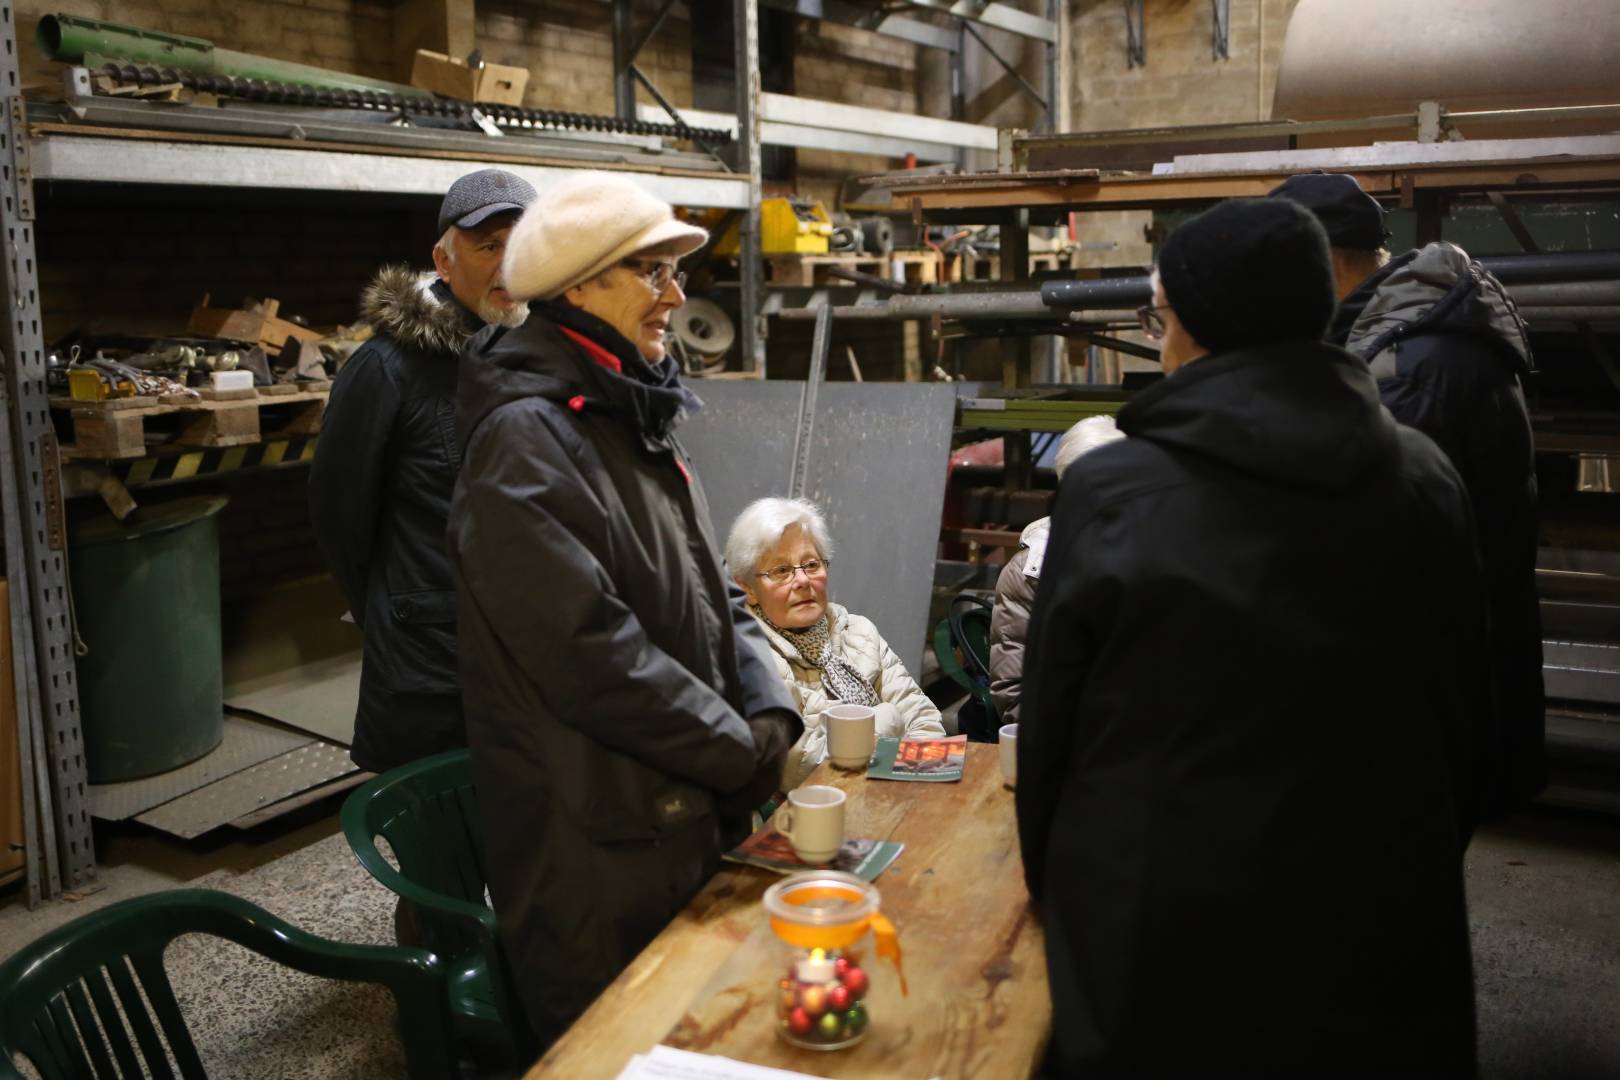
[1156, 197, 1336, 354]
[1268, 172, 1389, 250]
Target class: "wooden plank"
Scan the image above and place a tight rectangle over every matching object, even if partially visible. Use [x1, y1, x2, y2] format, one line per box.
[529, 744, 1048, 1078]
[176, 404, 260, 449]
[52, 389, 330, 459]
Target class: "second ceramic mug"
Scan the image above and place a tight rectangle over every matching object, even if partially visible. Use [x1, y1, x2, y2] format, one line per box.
[777, 784, 847, 864]
[999, 723, 1018, 788]
[823, 704, 877, 769]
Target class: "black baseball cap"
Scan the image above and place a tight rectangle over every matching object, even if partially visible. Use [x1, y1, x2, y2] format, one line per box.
[1268, 172, 1389, 251]
[437, 168, 538, 235]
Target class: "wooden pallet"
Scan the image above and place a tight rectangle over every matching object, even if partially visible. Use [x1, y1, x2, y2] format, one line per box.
[51, 384, 330, 460]
[768, 251, 945, 287]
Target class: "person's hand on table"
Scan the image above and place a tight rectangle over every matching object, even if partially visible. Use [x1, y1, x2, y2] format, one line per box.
[719, 707, 801, 816]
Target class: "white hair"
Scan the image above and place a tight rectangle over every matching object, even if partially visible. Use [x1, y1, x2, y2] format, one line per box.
[435, 225, 458, 267]
[1054, 414, 1125, 478]
[725, 497, 835, 581]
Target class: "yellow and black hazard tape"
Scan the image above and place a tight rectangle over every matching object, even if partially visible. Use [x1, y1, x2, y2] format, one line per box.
[113, 436, 318, 489]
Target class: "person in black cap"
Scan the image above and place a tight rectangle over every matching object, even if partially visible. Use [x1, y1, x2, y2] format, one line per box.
[1273, 171, 1545, 817]
[309, 167, 538, 784]
[1018, 197, 1485, 1077]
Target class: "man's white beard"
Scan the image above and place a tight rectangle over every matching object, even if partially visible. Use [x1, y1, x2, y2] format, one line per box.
[479, 299, 530, 329]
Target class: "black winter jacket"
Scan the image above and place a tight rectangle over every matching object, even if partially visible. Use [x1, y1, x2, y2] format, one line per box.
[1330, 242, 1544, 812]
[449, 301, 800, 1042]
[309, 267, 477, 771]
[1018, 341, 1485, 1077]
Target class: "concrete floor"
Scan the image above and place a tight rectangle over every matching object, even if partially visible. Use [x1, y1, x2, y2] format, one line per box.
[2, 802, 1618, 1078]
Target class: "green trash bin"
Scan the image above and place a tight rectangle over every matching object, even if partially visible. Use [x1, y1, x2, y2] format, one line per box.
[70, 495, 229, 783]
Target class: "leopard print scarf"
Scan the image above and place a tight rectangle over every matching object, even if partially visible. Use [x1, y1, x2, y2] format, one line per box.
[764, 612, 879, 707]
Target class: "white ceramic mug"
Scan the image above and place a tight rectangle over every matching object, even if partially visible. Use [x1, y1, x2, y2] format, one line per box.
[776, 785, 847, 864]
[999, 723, 1018, 788]
[823, 704, 877, 770]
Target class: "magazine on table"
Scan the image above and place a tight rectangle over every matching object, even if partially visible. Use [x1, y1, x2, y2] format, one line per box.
[866, 734, 968, 782]
[723, 827, 903, 882]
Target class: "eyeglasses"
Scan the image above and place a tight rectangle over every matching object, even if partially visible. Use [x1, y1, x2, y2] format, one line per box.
[757, 558, 829, 586]
[1136, 304, 1170, 341]
[622, 257, 686, 294]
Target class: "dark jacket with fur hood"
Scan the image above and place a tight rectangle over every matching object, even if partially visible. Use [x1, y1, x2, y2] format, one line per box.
[309, 265, 482, 771]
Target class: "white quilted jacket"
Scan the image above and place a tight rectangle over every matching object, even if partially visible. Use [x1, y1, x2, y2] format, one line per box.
[750, 602, 946, 790]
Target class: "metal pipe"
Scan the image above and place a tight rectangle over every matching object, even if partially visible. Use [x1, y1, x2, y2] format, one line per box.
[1507, 281, 1620, 305]
[1520, 307, 1620, 322]
[38, 13, 428, 98]
[775, 253, 1620, 323]
[1480, 252, 1620, 284]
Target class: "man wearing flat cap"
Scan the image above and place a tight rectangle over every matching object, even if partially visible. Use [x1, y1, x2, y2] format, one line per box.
[448, 171, 801, 1043]
[1272, 172, 1544, 817]
[1018, 198, 1485, 1076]
[310, 168, 537, 776]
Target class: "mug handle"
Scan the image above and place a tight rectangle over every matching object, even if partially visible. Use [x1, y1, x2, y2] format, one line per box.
[777, 805, 796, 843]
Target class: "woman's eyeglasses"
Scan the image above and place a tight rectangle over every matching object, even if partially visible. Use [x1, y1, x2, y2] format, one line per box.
[622, 257, 687, 294]
[757, 558, 828, 586]
[1136, 304, 1170, 342]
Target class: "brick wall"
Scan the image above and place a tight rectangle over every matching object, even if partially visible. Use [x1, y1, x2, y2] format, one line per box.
[1066, 0, 1302, 271]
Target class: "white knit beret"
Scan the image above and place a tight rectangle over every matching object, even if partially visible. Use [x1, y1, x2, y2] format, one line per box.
[502, 171, 710, 302]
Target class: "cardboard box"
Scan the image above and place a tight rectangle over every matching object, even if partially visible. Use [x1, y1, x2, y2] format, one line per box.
[1, 579, 24, 885]
[410, 49, 529, 106]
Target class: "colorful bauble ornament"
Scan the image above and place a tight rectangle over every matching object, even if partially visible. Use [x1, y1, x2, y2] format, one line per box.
[834, 955, 851, 978]
[828, 984, 852, 1012]
[799, 983, 829, 1017]
[787, 1007, 813, 1037]
[816, 1012, 842, 1039]
[841, 966, 869, 1000]
[844, 1002, 869, 1034]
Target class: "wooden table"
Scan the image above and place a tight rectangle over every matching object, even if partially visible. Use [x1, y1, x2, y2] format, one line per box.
[526, 743, 1049, 1078]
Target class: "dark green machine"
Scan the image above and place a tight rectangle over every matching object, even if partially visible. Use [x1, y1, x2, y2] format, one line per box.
[69, 496, 228, 783]
[36, 13, 428, 98]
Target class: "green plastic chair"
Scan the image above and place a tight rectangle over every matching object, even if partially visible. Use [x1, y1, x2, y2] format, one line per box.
[934, 593, 1000, 741]
[341, 748, 535, 1066]
[0, 888, 454, 1080]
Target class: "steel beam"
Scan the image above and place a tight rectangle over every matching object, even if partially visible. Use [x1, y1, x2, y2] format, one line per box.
[0, 5, 94, 895]
[611, 0, 635, 120]
[31, 135, 751, 207]
[760, 0, 960, 51]
[896, 0, 1059, 44]
[734, 0, 765, 374]
[637, 95, 996, 162]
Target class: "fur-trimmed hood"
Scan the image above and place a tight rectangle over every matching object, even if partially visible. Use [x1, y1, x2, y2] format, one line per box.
[361, 265, 479, 355]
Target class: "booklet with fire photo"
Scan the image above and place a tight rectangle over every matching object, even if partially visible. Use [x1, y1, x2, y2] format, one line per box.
[722, 827, 904, 882]
[866, 734, 967, 782]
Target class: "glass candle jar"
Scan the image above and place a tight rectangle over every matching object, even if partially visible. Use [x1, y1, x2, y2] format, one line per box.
[763, 870, 899, 1051]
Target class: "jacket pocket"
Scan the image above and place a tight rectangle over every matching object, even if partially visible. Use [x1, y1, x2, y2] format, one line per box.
[372, 588, 460, 694]
[576, 777, 716, 845]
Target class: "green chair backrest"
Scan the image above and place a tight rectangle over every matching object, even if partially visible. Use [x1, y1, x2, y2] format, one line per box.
[0, 888, 453, 1080]
[340, 749, 533, 1059]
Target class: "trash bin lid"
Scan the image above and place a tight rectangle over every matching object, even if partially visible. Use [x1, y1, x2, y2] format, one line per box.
[71, 495, 229, 548]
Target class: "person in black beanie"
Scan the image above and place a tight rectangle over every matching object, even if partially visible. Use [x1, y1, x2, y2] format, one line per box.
[1272, 171, 1545, 818]
[1017, 196, 1486, 1077]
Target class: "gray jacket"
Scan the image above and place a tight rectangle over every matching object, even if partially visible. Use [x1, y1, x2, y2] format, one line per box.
[989, 517, 1050, 724]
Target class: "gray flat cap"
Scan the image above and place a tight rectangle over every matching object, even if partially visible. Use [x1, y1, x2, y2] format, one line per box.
[437, 168, 538, 235]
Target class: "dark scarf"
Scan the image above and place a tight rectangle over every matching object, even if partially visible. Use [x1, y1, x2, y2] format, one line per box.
[763, 611, 879, 707]
[538, 298, 703, 441]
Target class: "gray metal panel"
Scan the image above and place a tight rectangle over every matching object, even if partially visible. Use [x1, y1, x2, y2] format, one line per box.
[134, 742, 357, 839]
[806, 383, 957, 674]
[88, 715, 313, 821]
[679, 381, 957, 674]
[223, 653, 362, 745]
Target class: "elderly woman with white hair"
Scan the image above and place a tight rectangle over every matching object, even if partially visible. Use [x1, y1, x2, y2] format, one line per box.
[989, 414, 1125, 723]
[727, 497, 945, 789]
